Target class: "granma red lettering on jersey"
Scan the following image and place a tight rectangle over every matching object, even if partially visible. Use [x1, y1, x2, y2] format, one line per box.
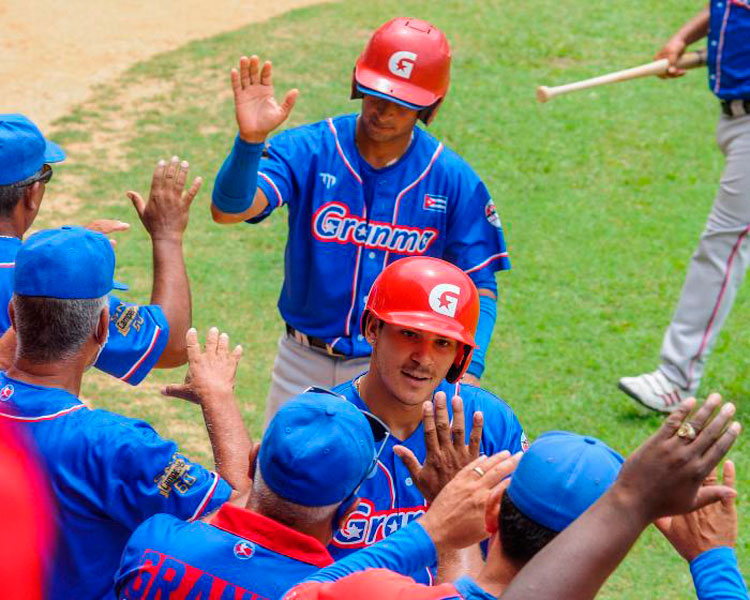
[312, 202, 438, 254]
[120, 550, 269, 600]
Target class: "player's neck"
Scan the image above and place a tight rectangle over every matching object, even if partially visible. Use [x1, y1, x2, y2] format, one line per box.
[355, 118, 413, 169]
[474, 542, 519, 596]
[7, 358, 85, 397]
[357, 372, 425, 440]
[0, 216, 25, 240]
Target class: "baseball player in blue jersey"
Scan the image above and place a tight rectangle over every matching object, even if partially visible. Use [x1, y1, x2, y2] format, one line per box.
[210, 17, 511, 422]
[327, 257, 526, 585]
[0, 227, 252, 599]
[0, 113, 200, 384]
[619, 3, 750, 411]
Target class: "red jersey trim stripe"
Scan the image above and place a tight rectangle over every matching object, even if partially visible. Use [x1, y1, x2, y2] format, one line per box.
[714, 2, 733, 94]
[327, 119, 363, 184]
[259, 172, 284, 208]
[120, 326, 162, 382]
[189, 471, 220, 521]
[0, 404, 87, 422]
[464, 252, 509, 275]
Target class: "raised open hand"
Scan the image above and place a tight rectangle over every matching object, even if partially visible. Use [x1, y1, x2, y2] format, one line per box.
[655, 460, 738, 562]
[614, 393, 740, 523]
[127, 156, 202, 242]
[394, 392, 484, 503]
[161, 327, 243, 405]
[232, 55, 299, 143]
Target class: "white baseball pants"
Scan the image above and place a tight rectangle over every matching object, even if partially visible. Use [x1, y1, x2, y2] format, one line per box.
[660, 112, 750, 392]
[263, 334, 370, 427]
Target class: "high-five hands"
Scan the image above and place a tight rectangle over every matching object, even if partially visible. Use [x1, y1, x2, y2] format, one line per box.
[394, 392, 484, 503]
[231, 55, 299, 143]
[127, 156, 202, 242]
[162, 327, 243, 406]
[656, 460, 738, 562]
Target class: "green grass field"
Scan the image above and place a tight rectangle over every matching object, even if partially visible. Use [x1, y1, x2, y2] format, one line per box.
[40, 0, 748, 596]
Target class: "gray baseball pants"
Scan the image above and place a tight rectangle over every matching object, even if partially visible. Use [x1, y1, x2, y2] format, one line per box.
[660, 112, 750, 392]
[263, 333, 370, 427]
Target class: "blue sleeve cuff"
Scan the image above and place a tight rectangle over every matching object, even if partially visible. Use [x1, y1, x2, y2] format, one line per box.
[690, 547, 749, 599]
[466, 294, 497, 379]
[307, 521, 436, 583]
[212, 135, 264, 214]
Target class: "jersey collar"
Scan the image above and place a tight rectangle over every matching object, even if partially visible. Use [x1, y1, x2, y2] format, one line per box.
[210, 503, 334, 568]
[0, 373, 85, 421]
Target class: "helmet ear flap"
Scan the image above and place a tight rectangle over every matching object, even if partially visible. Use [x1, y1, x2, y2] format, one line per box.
[446, 344, 473, 383]
[351, 70, 364, 101]
[419, 98, 444, 125]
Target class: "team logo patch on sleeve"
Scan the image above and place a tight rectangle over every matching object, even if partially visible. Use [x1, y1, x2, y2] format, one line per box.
[112, 303, 144, 336]
[155, 453, 198, 497]
[485, 199, 502, 229]
[0, 384, 14, 401]
[233, 540, 256, 560]
[423, 194, 447, 213]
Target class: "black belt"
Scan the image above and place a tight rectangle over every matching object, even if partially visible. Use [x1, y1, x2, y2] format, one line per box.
[285, 324, 348, 358]
[721, 99, 750, 117]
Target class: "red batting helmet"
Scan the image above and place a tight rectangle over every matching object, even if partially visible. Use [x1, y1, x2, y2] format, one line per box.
[362, 257, 479, 383]
[351, 17, 451, 124]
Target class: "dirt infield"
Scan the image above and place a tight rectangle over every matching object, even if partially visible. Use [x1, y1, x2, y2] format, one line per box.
[0, 0, 325, 131]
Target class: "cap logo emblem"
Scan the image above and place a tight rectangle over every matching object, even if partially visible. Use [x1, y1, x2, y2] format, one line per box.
[388, 51, 417, 79]
[429, 283, 460, 317]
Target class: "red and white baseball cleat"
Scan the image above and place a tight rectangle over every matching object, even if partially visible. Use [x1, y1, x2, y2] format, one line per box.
[618, 370, 688, 413]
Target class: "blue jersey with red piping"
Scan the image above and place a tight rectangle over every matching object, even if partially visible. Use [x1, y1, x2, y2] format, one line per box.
[116, 503, 334, 600]
[252, 114, 510, 358]
[708, 0, 750, 100]
[0, 236, 168, 385]
[329, 376, 526, 584]
[0, 373, 230, 600]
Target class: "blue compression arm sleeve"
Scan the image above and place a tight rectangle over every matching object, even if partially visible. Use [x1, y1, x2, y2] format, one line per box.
[305, 521, 436, 583]
[691, 547, 749, 600]
[212, 135, 264, 214]
[466, 294, 497, 379]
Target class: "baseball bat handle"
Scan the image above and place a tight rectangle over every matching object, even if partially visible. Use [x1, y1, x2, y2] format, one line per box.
[536, 48, 708, 103]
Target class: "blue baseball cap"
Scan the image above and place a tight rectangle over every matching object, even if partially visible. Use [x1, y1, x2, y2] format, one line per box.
[14, 226, 128, 299]
[507, 431, 624, 532]
[259, 391, 376, 507]
[0, 114, 66, 185]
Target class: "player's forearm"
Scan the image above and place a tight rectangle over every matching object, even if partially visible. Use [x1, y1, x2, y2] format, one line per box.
[150, 238, 191, 368]
[466, 291, 497, 379]
[691, 548, 749, 600]
[500, 487, 649, 600]
[304, 521, 436, 583]
[672, 5, 710, 46]
[211, 136, 269, 223]
[201, 389, 252, 493]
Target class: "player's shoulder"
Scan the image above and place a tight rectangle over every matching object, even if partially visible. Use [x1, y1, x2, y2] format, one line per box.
[75, 407, 167, 451]
[415, 127, 482, 181]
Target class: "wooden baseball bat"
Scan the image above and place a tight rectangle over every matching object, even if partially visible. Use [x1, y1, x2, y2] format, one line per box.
[536, 48, 707, 103]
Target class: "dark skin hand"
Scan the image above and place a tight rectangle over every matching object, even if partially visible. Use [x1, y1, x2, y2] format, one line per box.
[127, 157, 202, 368]
[656, 460, 737, 562]
[500, 394, 741, 600]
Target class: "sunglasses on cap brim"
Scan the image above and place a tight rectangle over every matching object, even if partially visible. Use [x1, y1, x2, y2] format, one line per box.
[7, 164, 53, 188]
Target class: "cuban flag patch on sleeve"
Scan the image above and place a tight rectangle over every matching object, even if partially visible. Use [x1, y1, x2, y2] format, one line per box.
[423, 194, 448, 213]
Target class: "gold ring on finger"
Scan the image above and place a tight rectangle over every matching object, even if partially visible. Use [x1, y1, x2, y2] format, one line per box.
[472, 466, 486, 478]
[677, 422, 698, 442]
